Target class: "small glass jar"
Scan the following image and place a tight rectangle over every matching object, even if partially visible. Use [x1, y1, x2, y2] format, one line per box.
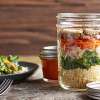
[40, 46, 58, 83]
[57, 13, 100, 91]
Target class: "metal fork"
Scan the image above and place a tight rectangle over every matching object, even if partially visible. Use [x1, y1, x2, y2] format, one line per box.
[0, 79, 13, 95]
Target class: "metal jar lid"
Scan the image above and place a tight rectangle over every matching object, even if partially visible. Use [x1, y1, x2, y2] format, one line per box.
[40, 46, 57, 58]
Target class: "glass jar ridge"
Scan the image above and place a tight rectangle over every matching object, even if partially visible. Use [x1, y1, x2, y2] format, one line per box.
[57, 13, 100, 28]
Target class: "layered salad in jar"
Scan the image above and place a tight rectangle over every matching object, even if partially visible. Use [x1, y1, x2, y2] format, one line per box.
[58, 28, 100, 89]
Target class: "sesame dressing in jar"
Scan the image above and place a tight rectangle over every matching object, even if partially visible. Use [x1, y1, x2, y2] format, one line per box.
[40, 46, 58, 83]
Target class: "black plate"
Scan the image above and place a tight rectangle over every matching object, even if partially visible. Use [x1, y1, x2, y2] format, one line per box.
[0, 61, 38, 83]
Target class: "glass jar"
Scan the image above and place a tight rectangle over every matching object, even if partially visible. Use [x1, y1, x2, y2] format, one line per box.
[57, 13, 100, 91]
[40, 46, 58, 83]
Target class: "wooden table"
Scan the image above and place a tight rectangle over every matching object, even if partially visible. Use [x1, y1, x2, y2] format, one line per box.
[0, 56, 91, 100]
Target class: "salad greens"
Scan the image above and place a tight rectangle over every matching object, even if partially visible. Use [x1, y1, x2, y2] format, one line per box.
[61, 50, 100, 70]
[0, 55, 22, 74]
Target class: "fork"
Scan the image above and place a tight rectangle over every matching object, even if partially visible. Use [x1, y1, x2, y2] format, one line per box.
[0, 79, 13, 95]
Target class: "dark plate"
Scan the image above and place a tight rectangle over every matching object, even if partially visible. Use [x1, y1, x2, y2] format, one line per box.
[0, 61, 38, 83]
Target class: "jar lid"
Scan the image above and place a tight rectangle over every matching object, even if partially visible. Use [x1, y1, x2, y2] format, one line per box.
[40, 46, 57, 58]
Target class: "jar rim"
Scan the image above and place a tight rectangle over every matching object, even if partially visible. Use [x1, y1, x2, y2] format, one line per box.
[57, 13, 100, 28]
[57, 13, 100, 19]
[43, 46, 57, 50]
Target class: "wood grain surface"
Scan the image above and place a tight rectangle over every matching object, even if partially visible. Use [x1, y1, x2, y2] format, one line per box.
[0, 0, 100, 55]
[0, 80, 90, 100]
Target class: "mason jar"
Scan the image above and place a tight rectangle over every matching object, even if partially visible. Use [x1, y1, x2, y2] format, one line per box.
[57, 13, 100, 91]
[40, 46, 58, 83]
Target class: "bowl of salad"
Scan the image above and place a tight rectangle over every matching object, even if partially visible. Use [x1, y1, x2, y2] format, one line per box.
[0, 55, 38, 82]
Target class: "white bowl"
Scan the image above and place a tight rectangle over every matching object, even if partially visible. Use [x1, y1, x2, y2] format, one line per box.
[86, 82, 100, 91]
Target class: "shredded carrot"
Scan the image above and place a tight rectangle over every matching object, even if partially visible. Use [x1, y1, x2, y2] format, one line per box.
[61, 37, 100, 50]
